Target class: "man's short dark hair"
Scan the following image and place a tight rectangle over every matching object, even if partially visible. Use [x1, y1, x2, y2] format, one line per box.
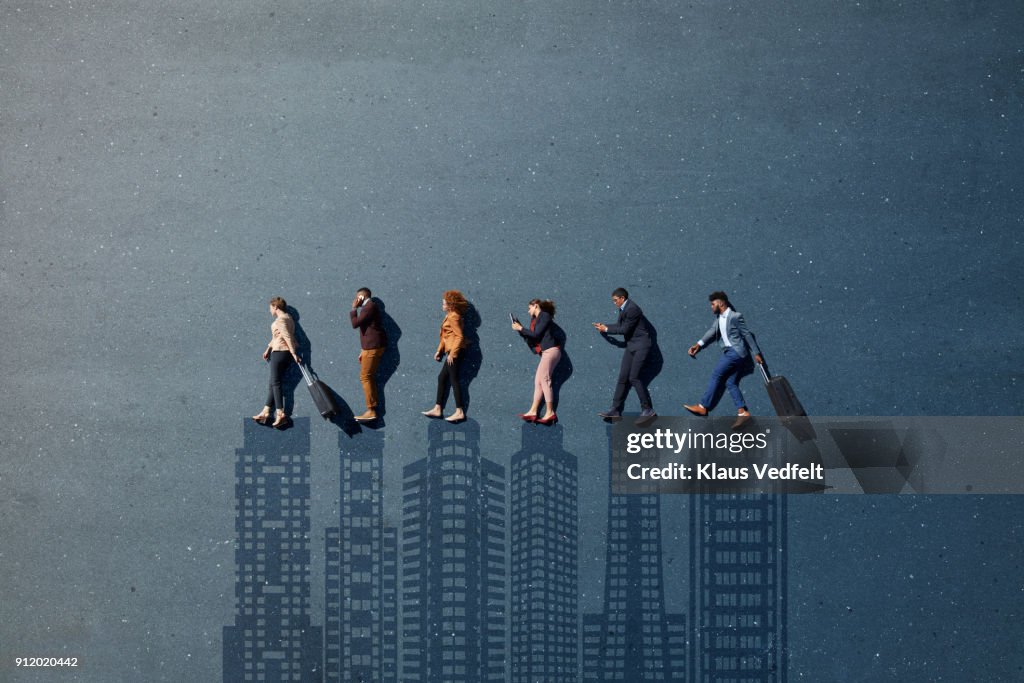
[357, 287, 372, 298]
[612, 287, 629, 299]
[708, 290, 730, 306]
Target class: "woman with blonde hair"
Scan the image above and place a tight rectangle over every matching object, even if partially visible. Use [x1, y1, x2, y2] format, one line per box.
[422, 290, 469, 422]
[253, 296, 301, 428]
[512, 298, 565, 425]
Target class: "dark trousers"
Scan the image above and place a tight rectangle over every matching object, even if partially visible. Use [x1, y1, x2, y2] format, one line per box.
[612, 345, 652, 411]
[435, 355, 464, 409]
[265, 351, 293, 413]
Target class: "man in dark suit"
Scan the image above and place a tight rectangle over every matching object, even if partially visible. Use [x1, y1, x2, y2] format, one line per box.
[684, 291, 763, 423]
[592, 287, 657, 426]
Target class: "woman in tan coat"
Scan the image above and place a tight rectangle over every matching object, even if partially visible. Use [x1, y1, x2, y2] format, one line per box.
[253, 296, 301, 428]
[422, 290, 468, 422]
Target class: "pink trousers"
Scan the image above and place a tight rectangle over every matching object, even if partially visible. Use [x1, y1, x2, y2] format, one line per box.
[532, 347, 562, 408]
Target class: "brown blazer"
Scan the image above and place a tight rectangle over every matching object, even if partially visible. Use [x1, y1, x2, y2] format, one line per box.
[436, 311, 466, 359]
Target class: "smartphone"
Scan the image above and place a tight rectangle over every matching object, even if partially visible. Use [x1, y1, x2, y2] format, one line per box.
[509, 312, 519, 324]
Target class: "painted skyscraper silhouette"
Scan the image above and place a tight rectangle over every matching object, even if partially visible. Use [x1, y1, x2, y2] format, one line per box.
[401, 419, 506, 683]
[583, 426, 686, 681]
[324, 430, 398, 683]
[224, 418, 323, 682]
[687, 434, 788, 682]
[509, 423, 579, 682]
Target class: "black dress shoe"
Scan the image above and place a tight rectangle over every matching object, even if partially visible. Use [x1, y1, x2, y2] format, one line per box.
[597, 409, 622, 421]
[635, 408, 657, 427]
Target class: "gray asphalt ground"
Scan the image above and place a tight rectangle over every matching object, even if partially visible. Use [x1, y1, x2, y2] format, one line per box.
[2, 2, 1023, 680]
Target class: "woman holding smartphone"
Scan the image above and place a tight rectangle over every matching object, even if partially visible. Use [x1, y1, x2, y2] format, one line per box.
[253, 296, 301, 428]
[422, 290, 469, 423]
[511, 298, 564, 425]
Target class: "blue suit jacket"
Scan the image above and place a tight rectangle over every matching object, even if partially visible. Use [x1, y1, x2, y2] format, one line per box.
[700, 309, 761, 358]
[605, 300, 653, 351]
[517, 310, 565, 352]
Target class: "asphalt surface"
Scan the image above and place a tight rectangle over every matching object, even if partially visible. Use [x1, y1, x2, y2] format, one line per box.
[2, 2, 1023, 680]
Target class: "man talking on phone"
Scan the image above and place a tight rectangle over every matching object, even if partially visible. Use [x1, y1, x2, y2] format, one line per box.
[349, 287, 388, 422]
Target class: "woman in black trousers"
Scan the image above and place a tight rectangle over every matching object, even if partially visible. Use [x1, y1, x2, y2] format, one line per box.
[422, 290, 469, 423]
[253, 296, 301, 428]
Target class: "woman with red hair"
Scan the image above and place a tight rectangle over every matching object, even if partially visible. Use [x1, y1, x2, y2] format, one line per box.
[422, 290, 469, 422]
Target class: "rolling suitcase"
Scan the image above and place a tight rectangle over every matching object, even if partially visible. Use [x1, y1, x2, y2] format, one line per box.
[298, 362, 340, 419]
[758, 360, 816, 442]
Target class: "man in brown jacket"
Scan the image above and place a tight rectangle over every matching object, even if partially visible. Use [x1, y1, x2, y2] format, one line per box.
[349, 287, 388, 422]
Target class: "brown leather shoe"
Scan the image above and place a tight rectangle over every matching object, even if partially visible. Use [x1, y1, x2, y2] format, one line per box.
[354, 410, 378, 422]
[271, 410, 291, 429]
[731, 409, 751, 430]
[684, 404, 708, 416]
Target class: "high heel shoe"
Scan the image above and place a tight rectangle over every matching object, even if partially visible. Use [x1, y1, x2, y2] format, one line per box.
[536, 414, 558, 426]
[252, 407, 271, 425]
[271, 410, 291, 429]
[518, 413, 538, 423]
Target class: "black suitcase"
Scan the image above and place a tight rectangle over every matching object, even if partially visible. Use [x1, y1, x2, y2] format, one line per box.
[758, 361, 816, 442]
[298, 363, 340, 419]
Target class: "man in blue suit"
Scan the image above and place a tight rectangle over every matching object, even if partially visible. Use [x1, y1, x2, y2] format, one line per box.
[684, 291, 764, 420]
[593, 287, 657, 426]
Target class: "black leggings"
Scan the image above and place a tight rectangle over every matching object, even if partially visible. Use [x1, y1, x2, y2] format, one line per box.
[435, 355, 464, 409]
[265, 351, 293, 412]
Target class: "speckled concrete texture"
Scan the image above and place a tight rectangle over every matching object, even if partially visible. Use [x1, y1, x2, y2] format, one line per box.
[2, 2, 1022, 681]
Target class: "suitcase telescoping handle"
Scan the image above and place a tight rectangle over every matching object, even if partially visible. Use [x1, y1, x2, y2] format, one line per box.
[297, 361, 315, 387]
[757, 358, 772, 384]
